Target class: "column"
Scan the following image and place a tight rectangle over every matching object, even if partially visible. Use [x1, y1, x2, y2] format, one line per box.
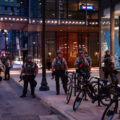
[110, 0, 115, 56]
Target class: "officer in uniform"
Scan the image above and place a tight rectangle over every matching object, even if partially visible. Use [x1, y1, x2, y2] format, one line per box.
[20, 54, 38, 98]
[4, 57, 11, 80]
[74, 51, 89, 100]
[52, 50, 68, 95]
[103, 50, 114, 81]
[74, 50, 89, 74]
[84, 51, 92, 71]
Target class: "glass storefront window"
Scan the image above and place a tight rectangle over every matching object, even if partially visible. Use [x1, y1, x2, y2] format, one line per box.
[68, 33, 78, 67]
[57, 32, 67, 61]
[45, 32, 56, 63]
[68, 0, 78, 11]
[46, 0, 56, 18]
[58, 0, 67, 19]
[100, 6, 120, 69]
[68, 12, 78, 19]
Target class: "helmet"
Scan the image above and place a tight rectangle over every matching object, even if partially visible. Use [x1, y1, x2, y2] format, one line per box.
[27, 54, 32, 59]
[57, 50, 62, 54]
[105, 50, 110, 54]
[79, 50, 84, 55]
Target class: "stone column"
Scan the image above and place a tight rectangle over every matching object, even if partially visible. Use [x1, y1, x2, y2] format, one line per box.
[110, 0, 115, 56]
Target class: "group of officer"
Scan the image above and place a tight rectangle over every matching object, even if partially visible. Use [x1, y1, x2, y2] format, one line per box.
[51, 50, 92, 95]
[20, 50, 91, 98]
[20, 49, 116, 98]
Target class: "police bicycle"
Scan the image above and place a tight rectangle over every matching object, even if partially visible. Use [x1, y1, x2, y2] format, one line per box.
[101, 86, 120, 120]
[66, 71, 84, 104]
[73, 73, 113, 111]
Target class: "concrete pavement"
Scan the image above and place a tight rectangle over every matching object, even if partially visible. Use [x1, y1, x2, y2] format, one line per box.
[10, 68, 108, 120]
[0, 77, 67, 120]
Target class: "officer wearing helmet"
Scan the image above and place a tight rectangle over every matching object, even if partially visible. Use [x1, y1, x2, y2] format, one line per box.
[20, 54, 38, 98]
[74, 50, 89, 74]
[52, 50, 68, 95]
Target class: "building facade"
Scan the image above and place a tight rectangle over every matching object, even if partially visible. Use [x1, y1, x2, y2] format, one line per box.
[0, 0, 99, 67]
[100, 0, 120, 69]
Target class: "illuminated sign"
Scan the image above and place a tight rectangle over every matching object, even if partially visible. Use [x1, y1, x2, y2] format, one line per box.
[81, 5, 94, 10]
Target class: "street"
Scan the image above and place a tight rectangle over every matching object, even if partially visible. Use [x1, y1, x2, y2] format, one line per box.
[10, 68, 107, 120]
[0, 79, 67, 120]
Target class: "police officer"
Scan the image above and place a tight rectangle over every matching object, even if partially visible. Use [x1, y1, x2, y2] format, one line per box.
[74, 50, 89, 74]
[4, 57, 11, 80]
[74, 51, 89, 100]
[20, 54, 38, 98]
[52, 50, 68, 95]
[103, 50, 114, 81]
[84, 51, 92, 71]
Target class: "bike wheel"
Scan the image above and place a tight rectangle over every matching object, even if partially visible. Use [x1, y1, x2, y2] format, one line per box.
[102, 100, 117, 120]
[100, 94, 112, 106]
[91, 81, 102, 96]
[73, 91, 85, 111]
[66, 84, 72, 104]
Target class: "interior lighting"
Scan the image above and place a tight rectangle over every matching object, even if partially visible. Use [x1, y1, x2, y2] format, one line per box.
[0, 17, 3, 21]
[72, 21, 75, 24]
[82, 22, 85, 24]
[40, 20, 42, 23]
[79, 21, 82, 24]
[76, 21, 78, 24]
[24, 18, 27, 21]
[5, 17, 8, 20]
[65, 21, 68, 24]
[9, 17, 12, 20]
[54, 20, 57, 24]
[12, 18, 15, 21]
[95, 22, 98, 24]
[32, 20, 35, 23]
[20, 18, 23, 21]
[16, 18, 20, 21]
[47, 20, 50, 23]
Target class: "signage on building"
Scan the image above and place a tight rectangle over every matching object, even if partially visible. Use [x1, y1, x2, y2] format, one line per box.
[81, 5, 94, 10]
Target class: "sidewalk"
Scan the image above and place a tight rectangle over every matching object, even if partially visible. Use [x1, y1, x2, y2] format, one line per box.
[10, 68, 106, 120]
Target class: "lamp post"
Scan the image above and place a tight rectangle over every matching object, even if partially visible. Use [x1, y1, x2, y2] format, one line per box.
[85, 0, 88, 26]
[39, 0, 49, 91]
[2, 30, 8, 55]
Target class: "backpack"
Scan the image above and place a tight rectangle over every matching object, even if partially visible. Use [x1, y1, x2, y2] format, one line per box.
[54, 58, 65, 71]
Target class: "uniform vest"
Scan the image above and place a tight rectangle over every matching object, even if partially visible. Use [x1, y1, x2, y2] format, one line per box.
[23, 62, 36, 75]
[54, 58, 65, 71]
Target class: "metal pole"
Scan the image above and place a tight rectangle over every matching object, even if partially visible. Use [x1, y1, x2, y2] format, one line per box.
[110, 0, 114, 56]
[85, 0, 88, 26]
[39, 0, 49, 91]
[5, 32, 7, 54]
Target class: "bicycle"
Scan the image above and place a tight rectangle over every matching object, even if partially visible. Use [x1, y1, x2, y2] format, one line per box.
[73, 74, 112, 111]
[66, 71, 84, 104]
[66, 72, 75, 104]
[102, 86, 120, 120]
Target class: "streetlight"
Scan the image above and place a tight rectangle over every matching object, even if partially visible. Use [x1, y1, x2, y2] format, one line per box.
[39, 0, 49, 91]
[1, 30, 8, 54]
